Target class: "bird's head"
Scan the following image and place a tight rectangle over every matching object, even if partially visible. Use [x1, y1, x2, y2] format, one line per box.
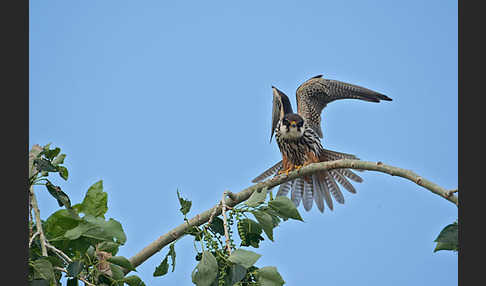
[280, 113, 305, 139]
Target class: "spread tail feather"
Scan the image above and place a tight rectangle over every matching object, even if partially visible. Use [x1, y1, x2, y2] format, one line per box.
[291, 178, 304, 207]
[276, 180, 292, 197]
[303, 180, 313, 211]
[312, 174, 326, 212]
[252, 148, 364, 212]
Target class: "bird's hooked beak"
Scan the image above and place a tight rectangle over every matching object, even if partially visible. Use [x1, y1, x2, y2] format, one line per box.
[290, 121, 297, 128]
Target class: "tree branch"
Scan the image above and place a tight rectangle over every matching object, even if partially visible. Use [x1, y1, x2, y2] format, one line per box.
[221, 191, 232, 255]
[30, 186, 48, 256]
[46, 242, 72, 264]
[126, 159, 457, 274]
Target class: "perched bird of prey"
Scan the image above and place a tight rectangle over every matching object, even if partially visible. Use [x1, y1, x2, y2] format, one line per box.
[252, 75, 392, 212]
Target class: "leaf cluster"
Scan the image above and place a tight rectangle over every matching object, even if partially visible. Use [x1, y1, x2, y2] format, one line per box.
[153, 187, 301, 285]
[28, 144, 146, 286]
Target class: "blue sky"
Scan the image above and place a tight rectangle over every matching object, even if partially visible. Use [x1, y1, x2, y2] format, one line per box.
[30, 0, 457, 285]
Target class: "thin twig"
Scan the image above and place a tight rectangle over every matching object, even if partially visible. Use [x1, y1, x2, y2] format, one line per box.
[30, 186, 48, 256]
[221, 191, 232, 255]
[29, 231, 39, 248]
[446, 189, 458, 197]
[54, 267, 95, 286]
[46, 242, 72, 264]
[126, 159, 457, 274]
[207, 202, 221, 227]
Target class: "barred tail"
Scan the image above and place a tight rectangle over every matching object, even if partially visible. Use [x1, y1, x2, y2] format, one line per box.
[253, 149, 363, 213]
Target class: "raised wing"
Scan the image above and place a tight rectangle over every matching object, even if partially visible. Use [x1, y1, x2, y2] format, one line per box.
[270, 86, 294, 142]
[296, 75, 392, 138]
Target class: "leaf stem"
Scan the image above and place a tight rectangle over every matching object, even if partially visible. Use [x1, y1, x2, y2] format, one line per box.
[221, 191, 232, 255]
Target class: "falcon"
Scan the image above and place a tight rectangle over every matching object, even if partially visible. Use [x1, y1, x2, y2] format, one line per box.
[252, 75, 392, 212]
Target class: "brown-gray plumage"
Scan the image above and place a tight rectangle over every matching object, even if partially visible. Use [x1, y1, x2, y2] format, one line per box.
[253, 74, 391, 213]
[296, 75, 391, 138]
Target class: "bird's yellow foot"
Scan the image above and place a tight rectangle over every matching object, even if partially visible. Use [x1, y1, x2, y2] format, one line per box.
[278, 168, 292, 175]
[294, 165, 303, 171]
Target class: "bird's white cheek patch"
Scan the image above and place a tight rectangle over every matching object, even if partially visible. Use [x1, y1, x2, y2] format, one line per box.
[282, 126, 303, 139]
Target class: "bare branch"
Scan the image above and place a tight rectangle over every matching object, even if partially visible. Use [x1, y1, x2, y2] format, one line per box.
[30, 186, 48, 256]
[46, 242, 72, 264]
[29, 231, 39, 248]
[126, 159, 457, 274]
[446, 189, 458, 197]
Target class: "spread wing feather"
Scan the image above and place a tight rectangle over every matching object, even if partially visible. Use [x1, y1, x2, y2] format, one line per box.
[251, 161, 282, 183]
[296, 75, 391, 138]
[270, 86, 294, 142]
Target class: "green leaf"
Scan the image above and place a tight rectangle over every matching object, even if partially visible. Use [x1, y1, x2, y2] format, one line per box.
[177, 190, 192, 216]
[58, 166, 69, 181]
[251, 210, 275, 241]
[43, 255, 65, 268]
[245, 187, 268, 207]
[237, 219, 264, 248]
[110, 263, 125, 280]
[228, 264, 247, 285]
[123, 275, 146, 286]
[107, 256, 136, 272]
[45, 181, 71, 208]
[208, 217, 225, 236]
[168, 243, 176, 272]
[52, 153, 66, 166]
[34, 158, 58, 172]
[434, 222, 458, 252]
[61, 216, 127, 245]
[191, 251, 218, 286]
[434, 242, 458, 252]
[67, 278, 78, 286]
[257, 266, 285, 286]
[153, 243, 176, 276]
[268, 196, 304, 221]
[30, 279, 50, 286]
[97, 241, 120, 256]
[31, 258, 55, 282]
[44, 147, 61, 160]
[78, 180, 108, 218]
[259, 207, 282, 227]
[153, 256, 169, 277]
[86, 245, 95, 260]
[67, 261, 84, 277]
[44, 209, 80, 240]
[228, 249, 261, 269]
